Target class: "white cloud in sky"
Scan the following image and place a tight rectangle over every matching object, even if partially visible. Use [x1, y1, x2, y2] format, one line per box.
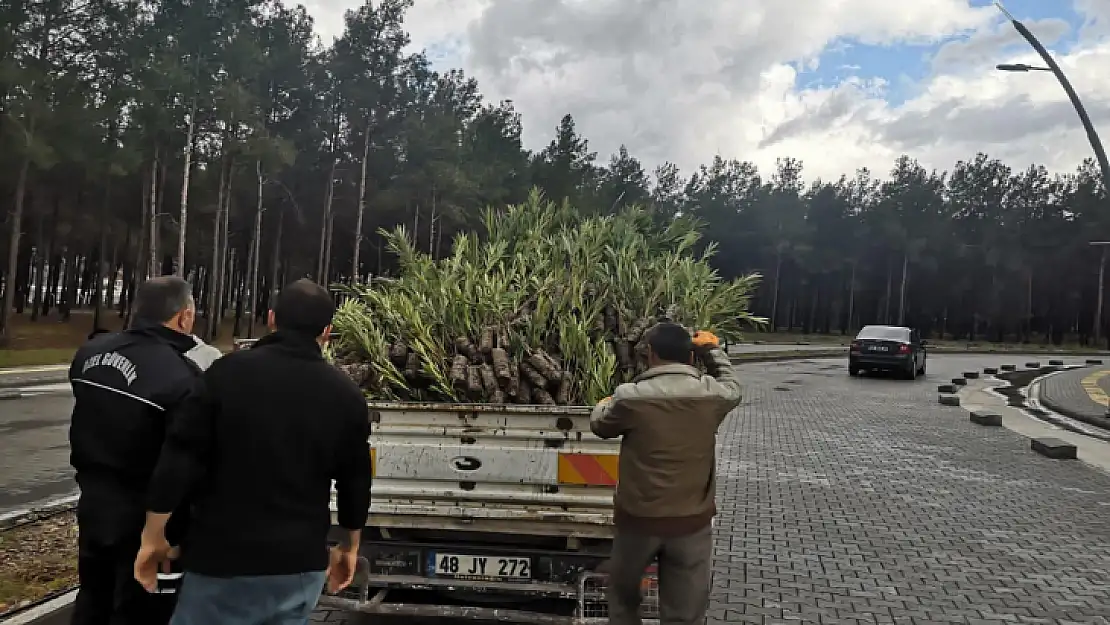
[306, 0, 1110, 182]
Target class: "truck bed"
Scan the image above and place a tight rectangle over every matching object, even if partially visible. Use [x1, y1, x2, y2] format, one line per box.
[331, 401, 620, 541]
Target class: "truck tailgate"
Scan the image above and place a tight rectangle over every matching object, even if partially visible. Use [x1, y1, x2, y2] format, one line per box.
[333, 402, 619, 539]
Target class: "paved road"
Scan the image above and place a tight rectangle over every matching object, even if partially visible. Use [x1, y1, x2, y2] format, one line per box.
[11, 353, 1110, 624]
[0, 393, 75, 514]
[0, 365, 69, 390]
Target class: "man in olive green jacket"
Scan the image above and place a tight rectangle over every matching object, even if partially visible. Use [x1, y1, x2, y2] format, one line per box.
[591, 323, 741, 625]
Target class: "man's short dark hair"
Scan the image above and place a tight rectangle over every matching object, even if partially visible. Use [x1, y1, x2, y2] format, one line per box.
[132, 277, 193, 325]
[273, 279, 335, 336]
[646, 322, 693, 363]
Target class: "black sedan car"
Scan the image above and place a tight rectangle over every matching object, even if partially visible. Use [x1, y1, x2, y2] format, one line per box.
[848, 325, 927, 379]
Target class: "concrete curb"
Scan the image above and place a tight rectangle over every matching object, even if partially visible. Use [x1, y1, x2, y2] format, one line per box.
[0, 590, 76, 625]
[0, 494, 79, 531]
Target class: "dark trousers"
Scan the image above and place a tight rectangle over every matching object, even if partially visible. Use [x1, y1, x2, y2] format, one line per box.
[606, 524, 712, 625]
[71, 532, 176, 625]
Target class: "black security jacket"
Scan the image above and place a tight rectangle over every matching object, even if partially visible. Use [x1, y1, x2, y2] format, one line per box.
[68, 323, 202, 542]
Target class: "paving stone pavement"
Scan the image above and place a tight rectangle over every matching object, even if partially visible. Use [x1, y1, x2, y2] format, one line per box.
[306, 354, 1110, 624]
[1039, 365, 1108, 422]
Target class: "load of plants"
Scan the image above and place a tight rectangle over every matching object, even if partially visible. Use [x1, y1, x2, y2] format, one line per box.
[330, 190, 763, 405]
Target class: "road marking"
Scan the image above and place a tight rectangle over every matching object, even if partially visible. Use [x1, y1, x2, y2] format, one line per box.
[1081, 369, 1110, 407]
[0, 365, 68, 375]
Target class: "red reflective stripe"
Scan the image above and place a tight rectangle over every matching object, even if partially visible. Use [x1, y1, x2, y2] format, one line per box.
[564, 454, 617, 486]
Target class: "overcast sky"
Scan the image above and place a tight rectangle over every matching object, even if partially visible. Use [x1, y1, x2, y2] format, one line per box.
[297, 0, 1110, 182]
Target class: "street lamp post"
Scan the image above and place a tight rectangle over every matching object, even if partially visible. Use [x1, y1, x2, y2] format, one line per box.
[995, 2, 1110, 352]
[994, 1, 1110, 191]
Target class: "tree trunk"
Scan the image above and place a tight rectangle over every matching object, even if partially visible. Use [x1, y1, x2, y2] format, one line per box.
[317, 159, 336, 280]
[213, 158, 234, 336]
[42, 192, 62, 317]
[845, 262, 856, 334]
[322, 212, 334, 285]
[176, 93, 198, 276]
[0, 118, 34, 345]
[897, 250, 908, 326]
[246, 161, 264, 338]
[148, 147, 160, 277]
[268, 205, 284, 314]
[883, 253, 893, 324]
[351, 121, 371, 283]
[92, 178, 113, 332]
[226, 247, 238, 333]
[206, 153, 229, 340]
[61, 249, 78, 321]
[118, 226, 132, 318]
[770, 245, 782, 331]
[30, 200, 46, 322]
[426, 190, 435, 259]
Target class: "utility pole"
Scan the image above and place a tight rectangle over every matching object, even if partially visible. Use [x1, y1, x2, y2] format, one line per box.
[1091, 241, 1110, 346]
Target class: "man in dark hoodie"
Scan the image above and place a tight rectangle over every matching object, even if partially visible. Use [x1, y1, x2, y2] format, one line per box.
[134, 279, 371, 625]
[69, 276, 203, 625]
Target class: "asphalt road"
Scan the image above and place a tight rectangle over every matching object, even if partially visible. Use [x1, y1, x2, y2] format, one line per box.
[0, 393, 75, 514]
[8, 352, 1110, 625]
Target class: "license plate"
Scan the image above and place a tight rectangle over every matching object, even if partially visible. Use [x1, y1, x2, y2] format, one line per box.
[431, 553, 532, 580]
[871, 346, 889, 352]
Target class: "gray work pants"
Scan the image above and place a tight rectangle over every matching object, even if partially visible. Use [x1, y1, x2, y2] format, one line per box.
[606, 524, 712, 625]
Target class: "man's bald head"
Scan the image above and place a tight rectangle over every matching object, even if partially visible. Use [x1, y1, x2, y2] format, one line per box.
[268, 279, 335, 340]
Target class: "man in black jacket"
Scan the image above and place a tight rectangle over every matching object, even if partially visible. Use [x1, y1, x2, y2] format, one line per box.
[69, 276, 203, 625]
[134, 279, 372, 625]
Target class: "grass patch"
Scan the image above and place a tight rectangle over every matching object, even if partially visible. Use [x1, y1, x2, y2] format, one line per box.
[0, 348, 77, 368]
[0, 513, 78, 615]
[731, 349, 844, 362]
[1, 309, 253, 369]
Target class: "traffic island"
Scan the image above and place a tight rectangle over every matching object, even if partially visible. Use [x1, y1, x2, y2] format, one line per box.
[1031, 437, 1078, 460]
[970, 411, 1002, 427]
[938, 384, 957, 393]
[951, 378, 967, 386]
[938, 394, 960, 406]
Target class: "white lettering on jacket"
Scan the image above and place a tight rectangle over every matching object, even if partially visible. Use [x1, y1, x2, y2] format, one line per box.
[81, 351, 139, 386]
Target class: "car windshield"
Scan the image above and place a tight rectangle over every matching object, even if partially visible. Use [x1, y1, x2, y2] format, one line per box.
[856, 326, 910, 341]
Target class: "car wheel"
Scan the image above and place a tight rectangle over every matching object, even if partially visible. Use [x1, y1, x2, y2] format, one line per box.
[849, 366, 860, 376]
[917, 359, 926, 376]
[905, 363, 917, 380]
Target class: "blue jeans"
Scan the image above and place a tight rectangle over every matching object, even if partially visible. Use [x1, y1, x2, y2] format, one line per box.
[169, 571, 327, 625]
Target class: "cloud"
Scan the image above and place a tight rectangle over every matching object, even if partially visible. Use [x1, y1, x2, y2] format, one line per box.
[930, 17, 1070, 73]
[309, 0, 1110, 183]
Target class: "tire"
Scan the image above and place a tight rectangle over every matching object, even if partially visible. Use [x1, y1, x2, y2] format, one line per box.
[849, 366, 861, 377]
[917, 359, 926, 376]
[905, 363, 917, 380]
